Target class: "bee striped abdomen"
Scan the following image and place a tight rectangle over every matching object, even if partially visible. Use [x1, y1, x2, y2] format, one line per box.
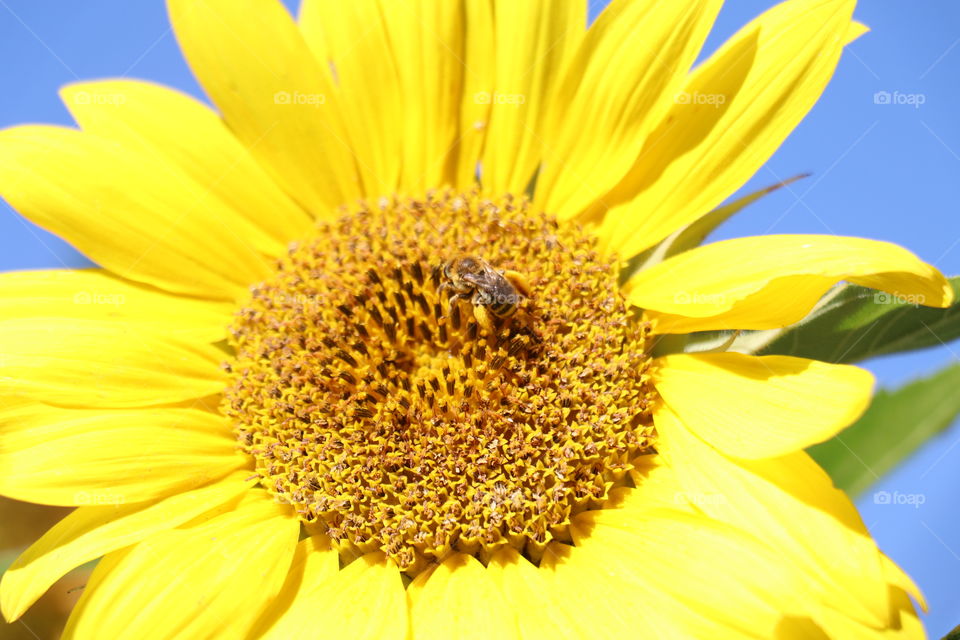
[489, 299, 516, 317]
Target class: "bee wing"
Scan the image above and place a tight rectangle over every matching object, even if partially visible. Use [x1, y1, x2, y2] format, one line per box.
[462, 270, 498, 288]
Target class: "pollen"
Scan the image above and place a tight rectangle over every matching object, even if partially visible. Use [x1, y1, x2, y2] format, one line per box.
[223, 190, 657, 573]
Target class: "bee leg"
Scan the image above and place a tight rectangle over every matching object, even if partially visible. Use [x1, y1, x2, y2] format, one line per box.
[438, 283, 460, 304]
[471, 303, 495, 335]
[441, 291, 471, 320]
[502, 270, 532, 298]
[450, 292, 472, 307]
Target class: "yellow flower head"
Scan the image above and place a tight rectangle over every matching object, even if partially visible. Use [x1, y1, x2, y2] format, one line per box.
[0, 0, 952, 638]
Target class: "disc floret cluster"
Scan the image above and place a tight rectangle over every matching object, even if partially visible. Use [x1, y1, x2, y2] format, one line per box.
[224, 191, 657, 573]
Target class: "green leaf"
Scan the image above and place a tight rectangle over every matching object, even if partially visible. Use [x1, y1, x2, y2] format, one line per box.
[808, 363, 960, 497]
[754, 276, 960, 363]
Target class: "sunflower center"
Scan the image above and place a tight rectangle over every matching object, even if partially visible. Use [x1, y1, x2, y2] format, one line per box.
[223, 190, 656, 573]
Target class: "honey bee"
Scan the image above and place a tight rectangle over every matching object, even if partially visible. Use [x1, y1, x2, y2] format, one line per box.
[439, 256, 532, 333]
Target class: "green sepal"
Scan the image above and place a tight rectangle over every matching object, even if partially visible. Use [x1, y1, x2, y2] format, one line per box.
[679, 276, 960, 363]
[756, 277, 960, 363]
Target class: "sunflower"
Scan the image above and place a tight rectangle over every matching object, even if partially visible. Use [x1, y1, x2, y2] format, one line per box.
[0, 0, 951, 638]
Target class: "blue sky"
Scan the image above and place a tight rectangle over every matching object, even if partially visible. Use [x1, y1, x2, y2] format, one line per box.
[1, 0, 958, 635]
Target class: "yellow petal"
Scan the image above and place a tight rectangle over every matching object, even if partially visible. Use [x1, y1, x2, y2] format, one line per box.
[61, 80, 312, 253]
[0, 269, 231, 344]
[624, 234, 953, 332]
[0, 402, 247, 505]
[299, 0, 402, 196]
[0, 471, 253, 622]
[596, 0, 856, 258]
[882, 588, 924, 639]
[570, 508, 810, 637]
[486, 547, 580, 640]
[59, 547, 131, 640]
[408, 553, 516, 640]
[62, 490, 298, 640]
[655, 353, 874, 459]
[168, 0, 362, 213]
[537, 0, 723, 220]
[248, 535, 339, 637]
[771, 616, 830, 638]
[846, 20, 870, 44]
[0, 125, 271, 300]
[259, 551, 406, 639]
[376, 0, 466, 194]
[881, 554, 927, 613]
[454, 0, 494, 189]
[815, 589, 924, 639]
[0, 317, 224, 408]
[480, 0, 586, 194]
[603, 457, 699, 514]
[656, 403, 894, 631]
[611, 454, 698, 514]
[539, 535, 695, 638]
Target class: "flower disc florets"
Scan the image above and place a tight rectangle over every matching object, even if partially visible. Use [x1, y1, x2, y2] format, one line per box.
[224, 190, 657, 572]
